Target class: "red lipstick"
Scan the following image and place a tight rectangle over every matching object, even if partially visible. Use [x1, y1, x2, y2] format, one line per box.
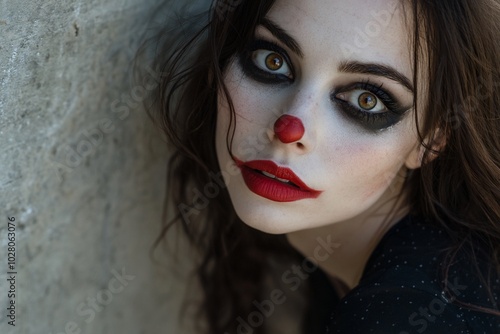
[233, 157, 323, 202]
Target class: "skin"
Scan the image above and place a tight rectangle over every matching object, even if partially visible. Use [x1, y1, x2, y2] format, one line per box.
[215, 0, 435, 293]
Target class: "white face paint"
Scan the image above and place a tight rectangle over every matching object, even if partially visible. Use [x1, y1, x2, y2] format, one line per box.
[215, 0, 424, 234]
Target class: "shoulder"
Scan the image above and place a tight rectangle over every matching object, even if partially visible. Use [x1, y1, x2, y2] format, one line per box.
[326, 214, 500, 334]
[327, 282, 470, 333]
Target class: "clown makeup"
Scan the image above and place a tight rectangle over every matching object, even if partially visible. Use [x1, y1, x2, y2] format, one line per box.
[215, 0, 424, 234]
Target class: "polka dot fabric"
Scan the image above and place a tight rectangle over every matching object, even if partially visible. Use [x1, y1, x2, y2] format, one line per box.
[324, 214, 500, 334]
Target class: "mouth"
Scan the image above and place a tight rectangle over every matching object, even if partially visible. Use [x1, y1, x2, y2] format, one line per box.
[252, 169, 301, 189]
[231, 156, 323, 202]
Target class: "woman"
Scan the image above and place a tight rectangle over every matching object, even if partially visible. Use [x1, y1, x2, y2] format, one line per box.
[145, 0, 500, 333]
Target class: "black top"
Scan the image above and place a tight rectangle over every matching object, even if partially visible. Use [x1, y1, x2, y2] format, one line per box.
[303, 214, 500, 334]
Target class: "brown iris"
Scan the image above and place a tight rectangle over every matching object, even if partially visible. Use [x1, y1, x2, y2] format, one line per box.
[358, 92, 377, 110]
[265, 53, 283, 71]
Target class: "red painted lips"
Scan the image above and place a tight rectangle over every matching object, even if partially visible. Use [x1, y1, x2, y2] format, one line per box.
[233, 157, 323, 202]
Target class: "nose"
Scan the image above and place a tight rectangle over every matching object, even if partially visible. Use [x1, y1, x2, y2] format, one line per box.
[267, 90, 318, 152]
[273, 114, 305, 144]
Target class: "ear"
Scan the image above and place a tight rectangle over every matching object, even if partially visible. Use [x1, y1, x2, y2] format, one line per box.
[405, 128, 447, 170]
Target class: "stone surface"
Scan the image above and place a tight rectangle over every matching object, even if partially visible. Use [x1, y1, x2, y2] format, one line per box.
[0, 0, 209, 333]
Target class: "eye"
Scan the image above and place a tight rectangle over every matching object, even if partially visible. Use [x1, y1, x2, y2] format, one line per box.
[335, 89, 388, 113]
[237, 39, 295, 84]
[252, 49, 293, 79]
[331, 82, 410, 132]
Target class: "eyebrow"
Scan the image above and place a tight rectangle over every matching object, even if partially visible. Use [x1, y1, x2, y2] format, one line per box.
[339, 61, 414, 92]
[260, 17, 304, 58]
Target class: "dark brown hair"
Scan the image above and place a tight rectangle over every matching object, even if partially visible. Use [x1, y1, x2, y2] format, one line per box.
[143, 0, 500, 333]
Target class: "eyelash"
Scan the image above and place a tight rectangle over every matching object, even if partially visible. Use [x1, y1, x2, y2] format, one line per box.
[238, 39, 408, 130]
[332, 81, 407, 127]
[239, 39, 295, 83]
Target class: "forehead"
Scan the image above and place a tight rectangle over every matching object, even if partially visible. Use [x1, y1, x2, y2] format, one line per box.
[264, 0, 413, 80]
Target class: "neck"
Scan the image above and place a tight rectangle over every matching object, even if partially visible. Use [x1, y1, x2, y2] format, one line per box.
[286, 194, 410, 297]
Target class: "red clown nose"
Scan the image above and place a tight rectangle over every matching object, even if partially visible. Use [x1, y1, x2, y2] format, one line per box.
[273, 114, 305, 144]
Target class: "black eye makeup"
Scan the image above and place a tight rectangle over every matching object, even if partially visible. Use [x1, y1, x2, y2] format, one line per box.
[238, 39, 295, 84]
[332, 81, 412, 131]
[237, 38, 412, 132]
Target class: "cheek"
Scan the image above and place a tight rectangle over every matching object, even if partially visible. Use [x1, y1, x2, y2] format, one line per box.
[220, 61, 281, 126]
[323, 136, 408, 201]
[216, 85, 265, 167]
[218, 88, 278, 158]
[359, 167, 402, 200]
[355, 147, 410, 201]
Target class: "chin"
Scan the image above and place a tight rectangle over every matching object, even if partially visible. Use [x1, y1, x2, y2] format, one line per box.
[237, 212, 296, 235]
[227, 193, 311, 235]
[229, 200, 294, 234]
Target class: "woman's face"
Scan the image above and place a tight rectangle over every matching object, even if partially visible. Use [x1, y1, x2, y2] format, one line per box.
[215, 0, 423, 234]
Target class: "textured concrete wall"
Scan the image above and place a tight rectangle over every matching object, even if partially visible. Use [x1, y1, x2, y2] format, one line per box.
[0, 1, 209, 333]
